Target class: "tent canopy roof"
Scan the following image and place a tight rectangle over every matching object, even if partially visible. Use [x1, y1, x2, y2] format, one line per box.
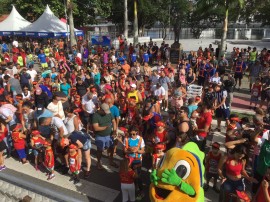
[0, 6, 31, 31]
[21, 5, 79, 33]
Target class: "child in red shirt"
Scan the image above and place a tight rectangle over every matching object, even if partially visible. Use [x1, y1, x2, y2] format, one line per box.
[0, 123, 7, 171]
[11, 124, 28, 164]
[119, 159, 137, 202]
[152, 144, 165, 169]
[43, 140, 55, 180]
[30, 130, 45, 171]
[250, 78, 262, 109]
[153, 121, 169, 147]
[69, 144, 80, 184]
[204, 142, 222, 193]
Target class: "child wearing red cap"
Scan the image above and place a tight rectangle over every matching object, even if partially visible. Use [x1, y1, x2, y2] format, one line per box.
[11, 124, 28, 164]
[226, 115, 241, 142]
[68, 144, 80, 184]
[204, 142, 222, 192]
[153, 121, 169, 149]
[43, 139, 55, 180]
[152, 143, 165, 169]
[30, 130, 45, 171]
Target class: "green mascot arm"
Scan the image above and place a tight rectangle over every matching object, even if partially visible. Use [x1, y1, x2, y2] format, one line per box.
[161, 169, 196, 196]
[179, 180, 196, 196]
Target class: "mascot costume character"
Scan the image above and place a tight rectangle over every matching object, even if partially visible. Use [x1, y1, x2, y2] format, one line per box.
[150, 142, 205, 202]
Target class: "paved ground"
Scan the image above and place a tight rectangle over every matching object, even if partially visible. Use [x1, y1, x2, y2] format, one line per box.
[0, 40, 262, 202]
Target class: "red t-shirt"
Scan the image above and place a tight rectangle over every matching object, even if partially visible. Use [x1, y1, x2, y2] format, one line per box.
[12, 132, 25, 150]
[0, 127, 7, 142]
[196, 111, 212, 138]
[44, 148, 54, 168]
[119, 169, 135, 184]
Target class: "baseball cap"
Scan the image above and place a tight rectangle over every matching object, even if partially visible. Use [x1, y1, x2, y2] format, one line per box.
[230, 117, 240, 122]
[69, 144, 78, 150]
[13, 124, 22, 131]
[31, 130, 41, 136]
[35, 87, 42, 95]
[104, 84, 112, 91]
[156, 121, 165, 127]
[130, 83, 137, 88]
[100, 103, 111, 114]
[36, 104, 44, 115]
[212, 142, 220, 149]
[60, 138, 69, 148]
[155, 144, 165, 151]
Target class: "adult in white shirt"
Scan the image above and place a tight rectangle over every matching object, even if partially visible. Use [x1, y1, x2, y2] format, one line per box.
[82, 92, 96, 131]
[12, 40, 18, 48]
[26, 65, 37, 81]
[152, 83, 166, 103]
[209, 72, 221, 84]
[47, 95, 65, 120]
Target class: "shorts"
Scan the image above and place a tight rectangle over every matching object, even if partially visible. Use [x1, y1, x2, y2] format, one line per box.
[0, 140, 7, 152]
[164, 91, 168, 100]
[251, 96, 259, 102]
[215, 108, 230, 119]
[16, 148, 26, 160]
[234, 73, 243, 79]
[33, 149, 41, 156]
[95, 135, 113, 151]
[82, 139, 91, 151]
[41, 63, 48, 68]
[45, 166, 54, 172]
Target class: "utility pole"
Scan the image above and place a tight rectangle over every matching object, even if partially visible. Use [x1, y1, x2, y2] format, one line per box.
[133, 0, 139, 45]
[124, 0, 128, 40]
[67, 0, 76, 48]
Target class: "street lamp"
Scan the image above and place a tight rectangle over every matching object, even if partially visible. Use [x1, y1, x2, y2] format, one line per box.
[133, 0, 139, 45]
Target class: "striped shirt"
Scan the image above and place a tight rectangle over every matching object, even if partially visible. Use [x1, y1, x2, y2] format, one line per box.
[215, 89, 229, 109]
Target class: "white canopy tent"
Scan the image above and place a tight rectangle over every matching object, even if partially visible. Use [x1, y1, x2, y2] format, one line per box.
[20, 5, 83, 37]
[0, 5, 32, 36]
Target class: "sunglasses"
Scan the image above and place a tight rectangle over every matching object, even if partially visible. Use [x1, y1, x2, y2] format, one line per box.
[130, 132, 137, 136]
[179, 110, 185, 114]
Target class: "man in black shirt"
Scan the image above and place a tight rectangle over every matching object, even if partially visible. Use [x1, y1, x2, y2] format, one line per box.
[76, 77, 89, 97]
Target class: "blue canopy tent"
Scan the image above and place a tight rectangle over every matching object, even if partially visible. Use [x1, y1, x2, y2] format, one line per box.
[19, 5, 83, 38]
[0, 6, 32, 36]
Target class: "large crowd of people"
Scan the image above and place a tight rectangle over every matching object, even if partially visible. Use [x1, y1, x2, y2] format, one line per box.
[0, 36, 270, 201]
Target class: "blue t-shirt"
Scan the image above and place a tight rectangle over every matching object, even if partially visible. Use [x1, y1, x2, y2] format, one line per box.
[118, 56, 126, 65]
[126, 136, 142, 159]
[38, 53, 47, 63]
[188, 105, 198, 118]
[110, 105, 120, 119]
[39, 84, 53, 99]
[143, 53, 149, 63]
[60, 83, 71, 96]
[131, 53, 137, 63]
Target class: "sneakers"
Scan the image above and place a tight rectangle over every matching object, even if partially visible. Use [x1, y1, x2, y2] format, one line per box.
[164, 108, 168, 112]
[73, 178, 80, 185]
[0, 165, 7, 171]
[22, 160, 29, 165]
[214, 128, 221, 132]
[47, 174, 55, 180]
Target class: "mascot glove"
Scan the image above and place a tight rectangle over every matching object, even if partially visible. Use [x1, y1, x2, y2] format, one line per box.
[161, 169, 182, 186]
[150, 169, 160, 186]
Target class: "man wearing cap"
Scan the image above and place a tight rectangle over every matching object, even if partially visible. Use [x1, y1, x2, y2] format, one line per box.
[152, 82, 165, 103]
[127, 84, 142, 104]
[92, 103, 118, 169]
[233, 56, 247, 90]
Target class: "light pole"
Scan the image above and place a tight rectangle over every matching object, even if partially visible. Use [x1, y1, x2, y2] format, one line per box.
[133, 0, 139, 45]
[64, 0, 70, 41]
[67, 0, 76, 47]
[124, 0, 128, 40]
